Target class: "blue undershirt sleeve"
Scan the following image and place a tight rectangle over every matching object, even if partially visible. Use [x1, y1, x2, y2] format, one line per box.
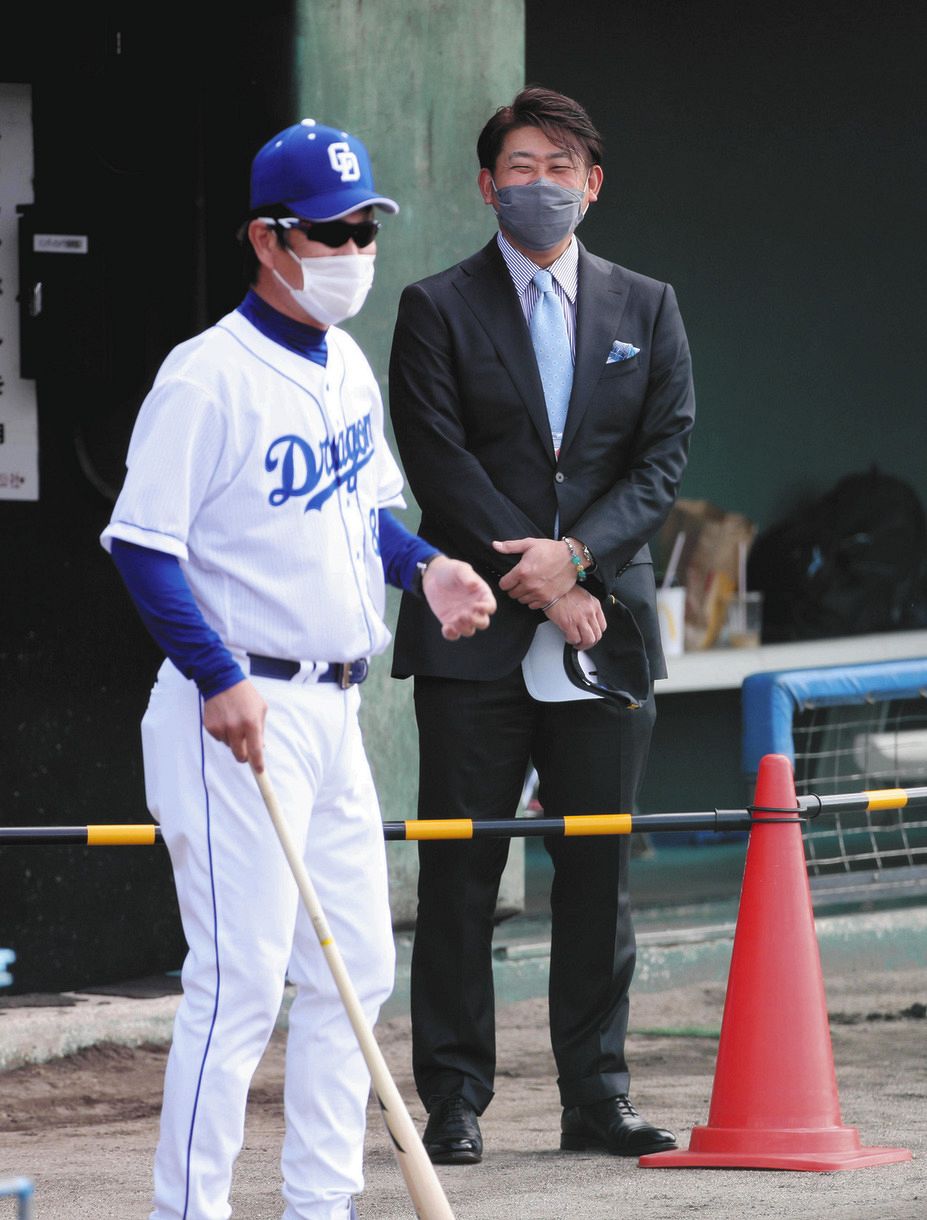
[109, 539, 245, 699]
[378, 509, 440, 592]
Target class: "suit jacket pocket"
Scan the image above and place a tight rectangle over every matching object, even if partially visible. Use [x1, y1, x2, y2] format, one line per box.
[599, 354, 641, 379]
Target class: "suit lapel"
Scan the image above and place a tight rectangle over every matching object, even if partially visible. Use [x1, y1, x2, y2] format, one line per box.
[561, 245, 631, 455]
[455, 241, 557, 461]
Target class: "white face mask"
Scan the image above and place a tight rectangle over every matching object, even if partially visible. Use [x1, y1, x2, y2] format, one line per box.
[273, 249, 375, 326]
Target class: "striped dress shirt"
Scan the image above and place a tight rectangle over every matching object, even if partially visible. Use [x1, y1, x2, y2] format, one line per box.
[496, 232, 579, 358]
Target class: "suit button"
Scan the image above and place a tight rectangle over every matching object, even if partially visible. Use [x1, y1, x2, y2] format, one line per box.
[554, 472, 565, 483]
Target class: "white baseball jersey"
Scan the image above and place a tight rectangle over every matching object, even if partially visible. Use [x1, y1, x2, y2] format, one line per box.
[101, 308, 405, 663]
[106, 305, 405, 1217]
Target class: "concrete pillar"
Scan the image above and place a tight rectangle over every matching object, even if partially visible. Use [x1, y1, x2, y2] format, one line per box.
[293, 1, 526, 925]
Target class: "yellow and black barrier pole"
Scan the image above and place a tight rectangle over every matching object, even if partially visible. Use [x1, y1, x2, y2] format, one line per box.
[0, 824, 163, 846]
[385, 810, 747, 841]
[0, 811, 745, 846]
[1, 785, 925, 846]
[797, 785, 927, 814]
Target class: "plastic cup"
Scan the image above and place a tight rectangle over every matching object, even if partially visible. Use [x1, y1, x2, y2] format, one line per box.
[656, 586, 686, 657]
[725, 591, 763, 648]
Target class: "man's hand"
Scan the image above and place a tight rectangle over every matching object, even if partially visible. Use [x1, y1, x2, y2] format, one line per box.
[493, 536, 577, 608]
[545, 585, 607, 650]
[423, 555, 497, 640]
[203, 679, 268, 772]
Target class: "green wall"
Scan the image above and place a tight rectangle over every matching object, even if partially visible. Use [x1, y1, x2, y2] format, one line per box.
[289, 0, 927, 830]
[526, 0, 926, 532]
[294, 1, 525, 919]
[526, 0, 926, 814]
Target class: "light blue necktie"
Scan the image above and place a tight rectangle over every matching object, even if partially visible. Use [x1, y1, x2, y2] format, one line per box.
[529, 268, 573, 456]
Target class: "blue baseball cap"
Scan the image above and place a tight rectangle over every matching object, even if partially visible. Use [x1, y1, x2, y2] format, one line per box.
[250, 118, 399, 221]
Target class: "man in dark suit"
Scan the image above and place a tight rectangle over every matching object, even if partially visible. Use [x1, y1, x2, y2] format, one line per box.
[388, 87, 695, 1165]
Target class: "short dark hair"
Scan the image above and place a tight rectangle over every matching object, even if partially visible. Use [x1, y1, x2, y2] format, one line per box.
[476, 86, 604, 173]
[237, 204, 291, 286]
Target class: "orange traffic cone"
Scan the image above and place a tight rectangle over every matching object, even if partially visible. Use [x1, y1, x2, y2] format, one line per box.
[640, 752, 912, 1170]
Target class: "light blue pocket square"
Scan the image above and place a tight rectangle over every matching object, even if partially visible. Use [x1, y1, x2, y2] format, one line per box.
[606, 340, 640, 364]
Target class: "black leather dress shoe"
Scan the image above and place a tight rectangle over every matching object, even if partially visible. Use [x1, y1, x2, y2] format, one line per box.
[560, 1095, 677, 1156]
[423, 1096, 483, 1164]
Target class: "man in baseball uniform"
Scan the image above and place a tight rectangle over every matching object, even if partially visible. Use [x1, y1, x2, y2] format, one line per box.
[101, 118, 495, 1220]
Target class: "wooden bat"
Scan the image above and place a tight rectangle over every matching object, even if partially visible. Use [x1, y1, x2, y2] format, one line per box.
[251, 764, 455, 1220]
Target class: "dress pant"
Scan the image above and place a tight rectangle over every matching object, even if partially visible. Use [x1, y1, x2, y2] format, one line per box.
[410, 666, 655, 1114]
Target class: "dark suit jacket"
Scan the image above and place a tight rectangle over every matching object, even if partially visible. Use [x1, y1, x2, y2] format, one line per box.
[388, 237, 695, 697]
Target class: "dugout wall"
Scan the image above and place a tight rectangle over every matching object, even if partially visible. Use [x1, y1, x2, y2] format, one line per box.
[2, 0, 924, 992]
[0, 3, 296, 993]
[0, 1, 525, 992]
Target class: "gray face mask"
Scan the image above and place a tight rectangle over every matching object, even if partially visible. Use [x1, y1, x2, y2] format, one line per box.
[491, 176, 588, 251]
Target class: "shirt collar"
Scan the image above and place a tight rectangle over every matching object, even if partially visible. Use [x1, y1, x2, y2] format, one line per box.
[237, 288, 328, 366]
[496, 232, 579, 303]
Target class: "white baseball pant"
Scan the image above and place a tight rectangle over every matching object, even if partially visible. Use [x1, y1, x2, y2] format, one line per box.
[141, 660, 395, 1220]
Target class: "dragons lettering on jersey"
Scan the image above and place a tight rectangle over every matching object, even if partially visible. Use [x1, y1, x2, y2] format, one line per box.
[265, 414, 374, 512]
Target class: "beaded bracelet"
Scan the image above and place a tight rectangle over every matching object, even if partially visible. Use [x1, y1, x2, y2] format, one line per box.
[561, 536, 587, 582]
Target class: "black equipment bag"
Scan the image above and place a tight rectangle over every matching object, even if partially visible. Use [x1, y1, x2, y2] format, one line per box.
[746, 466, 927, 643]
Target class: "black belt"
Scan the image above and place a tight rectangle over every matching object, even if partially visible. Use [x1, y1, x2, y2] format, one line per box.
[247, 654, 369, 688]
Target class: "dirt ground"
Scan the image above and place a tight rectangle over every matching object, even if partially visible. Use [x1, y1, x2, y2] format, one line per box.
[0, 967, 924, 1220]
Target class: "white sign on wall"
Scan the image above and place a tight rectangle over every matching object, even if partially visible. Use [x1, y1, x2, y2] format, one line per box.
[0, 82, 39, 500]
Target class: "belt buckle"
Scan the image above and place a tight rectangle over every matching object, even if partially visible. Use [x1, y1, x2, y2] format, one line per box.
[339, 659, 369, 689]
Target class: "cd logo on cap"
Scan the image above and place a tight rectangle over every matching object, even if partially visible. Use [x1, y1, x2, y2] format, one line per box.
[327, 142, 361, 182]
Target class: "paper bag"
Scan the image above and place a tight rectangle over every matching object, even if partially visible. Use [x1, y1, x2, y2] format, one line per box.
[656, 500, 757, 650]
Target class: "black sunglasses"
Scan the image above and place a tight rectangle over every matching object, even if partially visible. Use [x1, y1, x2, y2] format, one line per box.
[269, 216, 381, 249]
